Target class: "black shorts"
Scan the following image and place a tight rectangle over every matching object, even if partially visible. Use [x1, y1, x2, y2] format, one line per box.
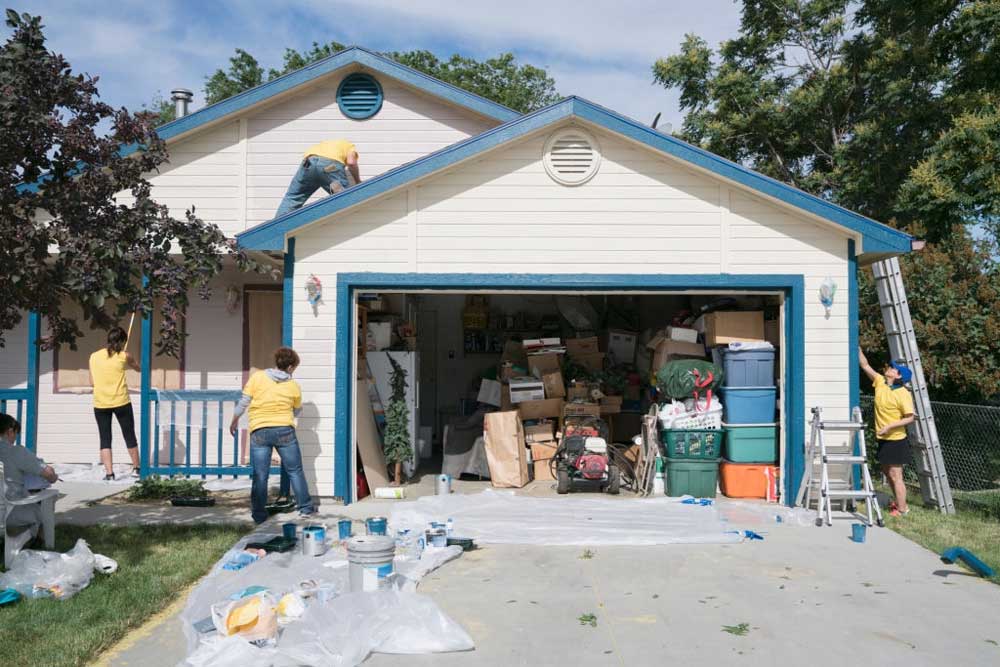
[877, 438, 911, 466]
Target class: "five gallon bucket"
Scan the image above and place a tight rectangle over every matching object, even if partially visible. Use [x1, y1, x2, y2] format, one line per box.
[347, 535, 396, 592]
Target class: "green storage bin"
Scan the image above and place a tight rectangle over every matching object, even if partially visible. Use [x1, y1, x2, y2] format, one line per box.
[661, 429, 725, 459]
[665, 457, 720, 498]
[723, 423, 778, 463]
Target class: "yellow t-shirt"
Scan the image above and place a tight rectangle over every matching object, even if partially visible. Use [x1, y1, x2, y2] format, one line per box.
[304, 140, 357, 164]
[873, 374, 914, 441]
[243, 371, 302, 433]
[89, 349, 130, 409]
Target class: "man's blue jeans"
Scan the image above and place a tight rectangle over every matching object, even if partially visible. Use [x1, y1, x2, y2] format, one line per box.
[275, 156, 350, 217]
[250, 426, 313, 523]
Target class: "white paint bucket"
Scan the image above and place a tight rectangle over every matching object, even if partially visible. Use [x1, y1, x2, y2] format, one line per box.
[346, 535, 396, 592]
[435, 474, 452, 495]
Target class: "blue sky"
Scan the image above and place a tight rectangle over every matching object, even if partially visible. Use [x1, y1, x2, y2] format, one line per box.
[16, 0, 742, 128]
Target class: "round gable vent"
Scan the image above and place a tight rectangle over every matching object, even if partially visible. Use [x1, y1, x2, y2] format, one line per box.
[543, 128, 601, 185]
[337, 73, 383, 120]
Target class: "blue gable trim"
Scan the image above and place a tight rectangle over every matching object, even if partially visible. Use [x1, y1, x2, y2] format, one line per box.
[333, 272, 807, 505]
[238, 97, 912, 255]
[153, 47, 518, 144]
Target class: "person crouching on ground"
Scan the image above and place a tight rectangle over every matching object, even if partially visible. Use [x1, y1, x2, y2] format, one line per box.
[859, 347, 915, 516]
[230, 347, 315, 524]
[0, 414, 58, 536]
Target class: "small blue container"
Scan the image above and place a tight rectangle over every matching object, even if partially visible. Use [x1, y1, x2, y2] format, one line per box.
[338, 519, 352, 540]
[723, 386, 777, 424]
[366, 516, 388, 536]
[282, 522, 297, 540]
[852, 523, 867, 543]
[722, 349, 776, 387]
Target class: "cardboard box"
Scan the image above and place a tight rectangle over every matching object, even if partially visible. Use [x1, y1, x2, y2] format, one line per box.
[701, 311, 765, 346]
[575, 352, 606, 373]
[566, 336, 600, 357]
[603, 329, 637, 364]
[764, 320, 780, 346]
[524, 421, 556, 443]
[651, 339, 706, 374]
[509, 377, 545, 404]
[530, 442, 558, 481]
[567, 382, 591, 401]
[517, 398, 564, 421]
[600, 395, 623, 414]
[528, 353, 562, 377]
[667, 326, 699, 344]
[541, 370, 566, 399]
[483, 411, 529, 488]
[564, 401, 601, 418]
[501, 340, 527, 366]
[477, 378, 502, 407]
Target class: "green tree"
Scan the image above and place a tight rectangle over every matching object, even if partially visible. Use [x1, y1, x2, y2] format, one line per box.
[654, 0, 1000, 401]
[202, 43, 559, 114]
[0, 11, 272, 355]
[143, 92, 176, 127]
[383, 356, 412, 483]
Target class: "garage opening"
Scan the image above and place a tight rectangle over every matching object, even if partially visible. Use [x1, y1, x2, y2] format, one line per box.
[350, 288, 786, 504]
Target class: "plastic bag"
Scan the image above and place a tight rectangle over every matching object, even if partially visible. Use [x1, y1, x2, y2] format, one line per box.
[212, 592, 278, 644]
[0, 538, 95, 599]
[655, 360, 723, 399]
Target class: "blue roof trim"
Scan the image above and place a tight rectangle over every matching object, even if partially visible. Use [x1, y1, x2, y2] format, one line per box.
[237, 96, 912, 253]
[152, 47, 518, 144]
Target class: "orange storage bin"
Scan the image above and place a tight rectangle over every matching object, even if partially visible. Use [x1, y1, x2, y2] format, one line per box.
[719, 460, 779, 500]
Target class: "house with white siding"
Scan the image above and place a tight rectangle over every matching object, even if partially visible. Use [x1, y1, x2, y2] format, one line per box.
[0, 47, 915, 503]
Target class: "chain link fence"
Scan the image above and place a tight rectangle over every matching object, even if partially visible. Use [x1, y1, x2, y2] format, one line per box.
[860, 395, 1000, 518]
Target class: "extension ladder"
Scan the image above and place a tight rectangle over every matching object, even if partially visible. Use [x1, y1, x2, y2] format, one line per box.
[871, 257, 955, 514]
[797, 407, 883, 527]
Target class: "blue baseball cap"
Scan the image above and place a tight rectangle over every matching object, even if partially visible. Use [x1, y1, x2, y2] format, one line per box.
[890, 361, 912, 385]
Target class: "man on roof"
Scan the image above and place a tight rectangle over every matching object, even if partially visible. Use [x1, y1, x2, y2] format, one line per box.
[275, 139, 361, 217]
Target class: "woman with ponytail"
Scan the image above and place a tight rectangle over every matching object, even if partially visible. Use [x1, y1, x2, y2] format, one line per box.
[89, 326, 141, 480]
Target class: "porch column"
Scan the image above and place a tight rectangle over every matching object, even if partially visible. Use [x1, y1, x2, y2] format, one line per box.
[24, 311, 40, 452]
[282, 237, 295, 346]
[139, 288, 153, 478]
[848, 239, 861, 487]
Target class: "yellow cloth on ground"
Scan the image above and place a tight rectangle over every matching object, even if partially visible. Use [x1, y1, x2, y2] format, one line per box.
[873, 374, 914, 441]
[303, 139, 357, 164]
[243, 371, 302, 433]
[89, 349, 129, 409]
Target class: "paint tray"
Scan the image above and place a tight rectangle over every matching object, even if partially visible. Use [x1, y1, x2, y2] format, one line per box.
[170, 496, 216, 507]
[246, 536, 298, 553]
[266, 499, 296, 514]
[447, 537, 476, 551]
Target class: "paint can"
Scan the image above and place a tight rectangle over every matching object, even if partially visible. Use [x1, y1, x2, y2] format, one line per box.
[282, 522, 297, 540]
[373, 487, 407, 499]
[366, 516, 388, 536]
[346, 535, 396, 592]
[427, 528, 448, 548]
[435, 474, 452, 495]
[337, 519, 353, 540]
[302, 525, 328, 557]
[851, 523, 867, 544]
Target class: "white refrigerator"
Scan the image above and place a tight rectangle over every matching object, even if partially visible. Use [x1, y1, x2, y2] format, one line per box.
[366, 351, 422, 478]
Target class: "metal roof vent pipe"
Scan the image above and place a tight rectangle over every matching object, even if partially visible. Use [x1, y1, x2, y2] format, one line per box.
[171, 88, 193, 118]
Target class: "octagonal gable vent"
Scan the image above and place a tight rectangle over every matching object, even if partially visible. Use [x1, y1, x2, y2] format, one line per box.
[543, 128, 601, 185]
[337, 73, 383, 120]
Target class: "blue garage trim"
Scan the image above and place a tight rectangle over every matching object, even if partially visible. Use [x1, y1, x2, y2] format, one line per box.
[25, 311, 41, 452]
[334, 272, 807, 505]
[149, 47, 517, 144]
[848, 239, 861, 488]
[282, 238, 295, 347]
[238, 97, 911, 255]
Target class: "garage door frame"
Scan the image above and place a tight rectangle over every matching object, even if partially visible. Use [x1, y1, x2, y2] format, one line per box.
[335, 273, 806, 504]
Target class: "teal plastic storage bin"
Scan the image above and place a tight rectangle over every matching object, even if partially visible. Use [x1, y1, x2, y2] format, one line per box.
[722, 349, 775, 387]
[723, 423, 778, 462]
[661, 429, 725, 460]
[665, 457, 720, 498]
[723, 386, 777, 424]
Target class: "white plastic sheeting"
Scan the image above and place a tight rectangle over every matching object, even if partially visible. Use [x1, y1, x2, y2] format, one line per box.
[180, 534, 470, 667]
[389, 489, 752, 546]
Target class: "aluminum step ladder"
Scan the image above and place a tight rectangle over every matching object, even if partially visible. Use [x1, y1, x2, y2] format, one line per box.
[797, 406, 884, 527]
[871, 257, 955, 514]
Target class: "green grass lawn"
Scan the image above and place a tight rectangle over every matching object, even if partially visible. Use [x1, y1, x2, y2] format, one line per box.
[884, 492, 1000, 585]
[0, 523, 249, 667]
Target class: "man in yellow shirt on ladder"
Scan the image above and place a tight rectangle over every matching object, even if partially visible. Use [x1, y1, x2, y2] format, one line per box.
[275, 139, 361, 217]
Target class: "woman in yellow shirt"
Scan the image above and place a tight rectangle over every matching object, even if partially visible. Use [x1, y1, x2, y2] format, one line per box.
[88, 327, 141, 481]
[229, 347, 315, 524]
[859, 347, 915, 516]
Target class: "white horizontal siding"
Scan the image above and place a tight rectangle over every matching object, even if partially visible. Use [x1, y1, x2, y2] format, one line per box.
[290, 123, 857, 496]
